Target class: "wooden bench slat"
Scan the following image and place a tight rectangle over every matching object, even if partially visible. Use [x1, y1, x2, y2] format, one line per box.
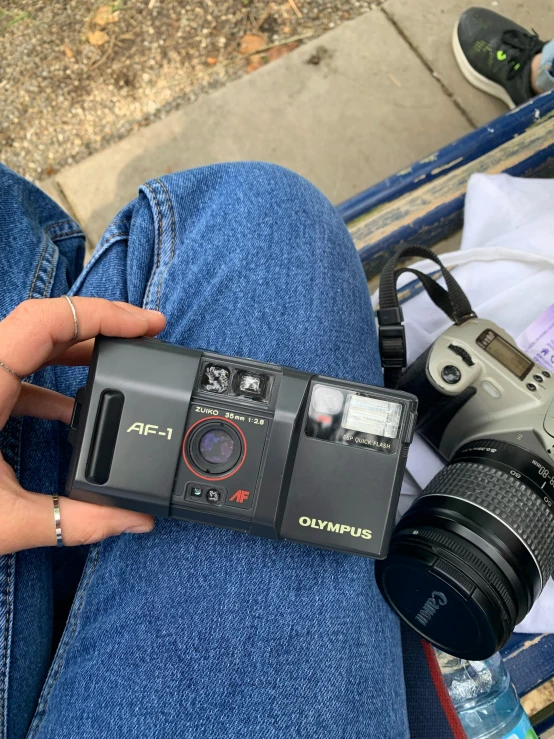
[347, 115, 554, 279]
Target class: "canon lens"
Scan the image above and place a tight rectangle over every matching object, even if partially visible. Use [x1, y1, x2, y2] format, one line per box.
[376, 438, 554, 659]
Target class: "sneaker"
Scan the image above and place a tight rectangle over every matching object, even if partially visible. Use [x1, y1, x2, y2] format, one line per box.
[453, 7, 544, 109]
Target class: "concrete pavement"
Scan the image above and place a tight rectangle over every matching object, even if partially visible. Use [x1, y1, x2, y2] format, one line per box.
[40, 1, 554, 246]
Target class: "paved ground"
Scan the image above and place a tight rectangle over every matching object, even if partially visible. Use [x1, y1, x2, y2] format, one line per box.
[40, 0, 554, 245]
[2, 0, 373, 181]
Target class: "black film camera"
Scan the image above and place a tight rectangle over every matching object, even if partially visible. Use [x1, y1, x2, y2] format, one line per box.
[374, 245, 554, 659]
[66, 336, 417, 558]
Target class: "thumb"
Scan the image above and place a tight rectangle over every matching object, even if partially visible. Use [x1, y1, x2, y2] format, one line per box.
[7, 491, 154, 553]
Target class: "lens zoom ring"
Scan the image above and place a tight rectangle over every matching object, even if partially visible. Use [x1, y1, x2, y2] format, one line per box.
[415, 527, 516, 623]
[421, 462, 554, 585]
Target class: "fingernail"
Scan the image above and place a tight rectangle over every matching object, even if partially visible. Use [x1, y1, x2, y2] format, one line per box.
[123, 524, 153, 534]
[145, 310, 165, 316]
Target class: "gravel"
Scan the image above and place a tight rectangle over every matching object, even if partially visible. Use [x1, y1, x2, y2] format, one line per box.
[1, 0, 375, 181]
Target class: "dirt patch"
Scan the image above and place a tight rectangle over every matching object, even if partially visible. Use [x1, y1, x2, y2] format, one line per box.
[1, 0, 375, 181]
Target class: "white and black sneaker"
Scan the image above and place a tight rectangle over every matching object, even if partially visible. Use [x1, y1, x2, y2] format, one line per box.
[453, 7, 544, 109]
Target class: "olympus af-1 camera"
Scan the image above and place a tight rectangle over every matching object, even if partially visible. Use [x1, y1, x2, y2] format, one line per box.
[66, 336, 417, 558]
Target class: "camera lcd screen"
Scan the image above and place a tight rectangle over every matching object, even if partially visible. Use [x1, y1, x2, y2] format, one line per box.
[343, 395, 401, 438]
[485, 335, 532, 380]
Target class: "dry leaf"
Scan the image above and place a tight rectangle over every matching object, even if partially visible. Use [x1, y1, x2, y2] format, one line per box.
[239, 34, 265, 55]
[246, 41, 298, 73]
[246, 54, 265, 73]
[63, 44, 74, 58]
[92, 5, 120, 26]
[87, 29, 109, 46]
[265, 42, 298, 62]
[206, 57, 218, 65]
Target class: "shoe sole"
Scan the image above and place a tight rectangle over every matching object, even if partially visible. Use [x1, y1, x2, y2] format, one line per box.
[451, 20, 516, 110]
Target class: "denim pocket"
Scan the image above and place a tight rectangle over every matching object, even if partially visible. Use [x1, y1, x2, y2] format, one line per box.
[28, 220, 85, 301]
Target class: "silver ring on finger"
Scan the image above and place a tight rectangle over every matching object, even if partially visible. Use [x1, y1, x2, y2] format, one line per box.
[52, 493, 63, 547]
[0, 361, 22, 381]
[63, 295, 79, 341]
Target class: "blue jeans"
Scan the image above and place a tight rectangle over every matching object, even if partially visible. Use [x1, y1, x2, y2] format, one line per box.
[0, 162, 410, 738]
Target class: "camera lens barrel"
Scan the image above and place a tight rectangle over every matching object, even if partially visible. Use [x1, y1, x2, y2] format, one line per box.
[376, 439, 554, 659]
[186, 420, 244, 476]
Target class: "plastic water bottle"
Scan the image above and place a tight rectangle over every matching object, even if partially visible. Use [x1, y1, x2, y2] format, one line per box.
[436, 650, 538, 739]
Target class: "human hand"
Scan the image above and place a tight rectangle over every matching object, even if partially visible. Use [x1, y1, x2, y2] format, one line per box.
[0, 297, 166, 555]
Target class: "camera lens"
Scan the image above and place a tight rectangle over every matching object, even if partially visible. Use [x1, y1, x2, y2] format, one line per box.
[376, 439, 554, 659]
[199, 429, 235, 465]
[186, 420, 244, 477]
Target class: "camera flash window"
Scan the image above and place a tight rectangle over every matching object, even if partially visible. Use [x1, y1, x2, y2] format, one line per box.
[343, 395, 402, 439]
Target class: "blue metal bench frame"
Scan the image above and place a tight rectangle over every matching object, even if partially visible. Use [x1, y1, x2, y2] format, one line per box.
[341, 89, 554, 280]
[340, 88, 554, 736]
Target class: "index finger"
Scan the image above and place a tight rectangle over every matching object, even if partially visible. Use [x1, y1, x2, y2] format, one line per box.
[45, 302, 167, 368]
[0, 297, 165, 426]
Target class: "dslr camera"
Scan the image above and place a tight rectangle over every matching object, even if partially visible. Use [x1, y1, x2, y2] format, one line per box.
[375, 246, 554, 659]
[66, 336, 417, 558]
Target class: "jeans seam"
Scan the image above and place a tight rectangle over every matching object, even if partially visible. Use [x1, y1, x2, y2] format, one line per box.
[42, 251, 56, 298]
[105, 232, 130, 240]
[28, 237, 50, 299]
[153, 178, 176, 312]
[2, 218, 76, 738]
[43, 219, 79, 236]
[0, 554, 13, 739]
[0, 420, 19, 739]
[52, 231, 83, 243]
[13, 418, 22, 494]
[28, 219, 81, 298]
[142, 182, 163, 309]
[26, 545, 102, 739]
[68, 232, 130, 298]
[45, 229, 83, 241]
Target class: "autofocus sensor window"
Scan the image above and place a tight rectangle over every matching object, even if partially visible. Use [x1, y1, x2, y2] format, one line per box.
[202, 365, 230, 394]
[186, 420, 244, 476]
[311, 386, 344, 416]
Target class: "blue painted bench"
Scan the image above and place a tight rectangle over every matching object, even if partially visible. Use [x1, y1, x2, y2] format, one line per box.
[340, 88, 554, 736]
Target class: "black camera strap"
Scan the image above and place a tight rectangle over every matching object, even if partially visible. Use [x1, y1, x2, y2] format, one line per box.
[378, 245, 476, 388]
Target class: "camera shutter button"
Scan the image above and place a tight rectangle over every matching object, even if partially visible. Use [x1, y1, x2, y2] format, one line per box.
[441, 365, 462, 385]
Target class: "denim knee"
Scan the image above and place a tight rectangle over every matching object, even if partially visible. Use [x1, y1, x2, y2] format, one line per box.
[166, 160, 359, 279]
